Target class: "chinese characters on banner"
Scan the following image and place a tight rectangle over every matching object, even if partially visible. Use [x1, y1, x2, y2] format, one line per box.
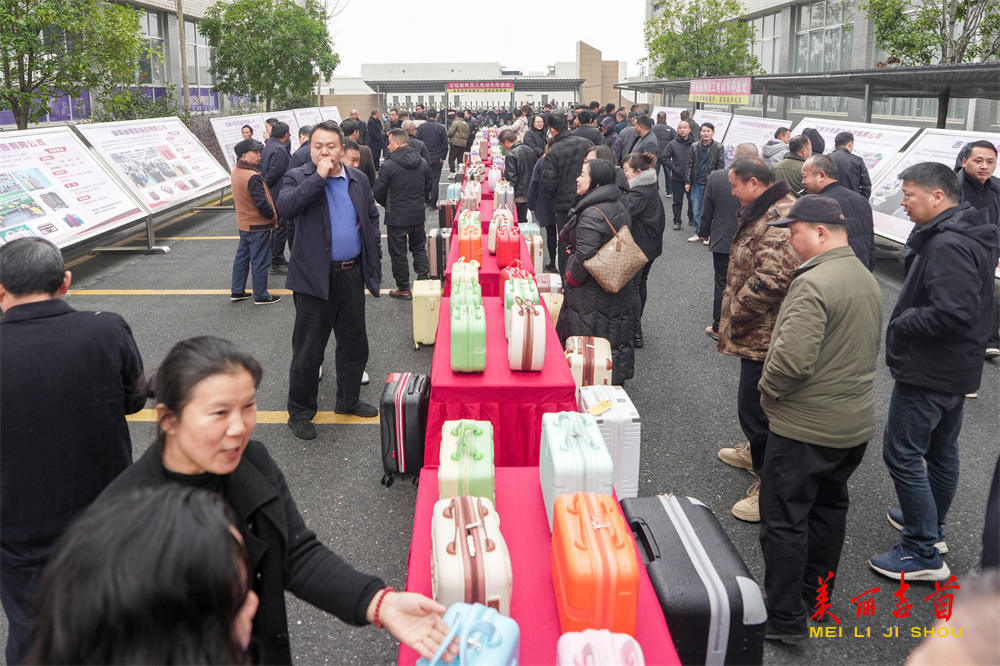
[688, 77, 752, 105]
[446, 81, 515, 93]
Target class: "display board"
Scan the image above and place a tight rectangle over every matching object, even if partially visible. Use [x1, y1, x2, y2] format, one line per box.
[319, 106, 342, 123]
[651, 107, 688, 128]
[718, 115, 791, 165]
[77, 117, 230, 211]
[209, 113, 266, 170]
[293, 107, 323, 130]
[0, 127, 146, 247]
[692, 110, 734, 141]
[789, 117, 920, 179]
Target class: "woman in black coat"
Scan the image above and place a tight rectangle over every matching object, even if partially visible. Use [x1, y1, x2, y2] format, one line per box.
[622, 152, 665, 348]
[92, 337, 455, 666]
[523, 114, 548, 157]
[556, 159, 636, 384]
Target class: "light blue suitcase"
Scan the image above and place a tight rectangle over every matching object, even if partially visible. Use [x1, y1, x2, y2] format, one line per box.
[418, 602, 520, 666]
[539, 412, 614, 531]
[447, 182, 462, 200]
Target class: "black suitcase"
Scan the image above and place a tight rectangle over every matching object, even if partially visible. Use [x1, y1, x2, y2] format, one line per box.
[378, 372, 430, 486]
[620, 494, 766, 666]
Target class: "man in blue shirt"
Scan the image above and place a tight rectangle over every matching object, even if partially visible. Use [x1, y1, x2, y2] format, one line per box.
[277, 121, 383, 440]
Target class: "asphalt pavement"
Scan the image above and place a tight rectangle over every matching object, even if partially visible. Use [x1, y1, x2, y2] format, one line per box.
[2, 168, 997, 665]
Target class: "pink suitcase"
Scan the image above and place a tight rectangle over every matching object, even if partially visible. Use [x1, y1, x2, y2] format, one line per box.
[556, 629, 645, 666]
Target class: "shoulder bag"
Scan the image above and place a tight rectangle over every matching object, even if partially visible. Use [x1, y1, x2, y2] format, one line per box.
[582, 205, 648, 294]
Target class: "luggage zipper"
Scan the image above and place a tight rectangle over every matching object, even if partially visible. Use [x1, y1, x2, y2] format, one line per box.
[584, 338, 595, 386]
[452, 497, 475, 604]
[392, 373, 411, 473]
[463, 496, 487, 606]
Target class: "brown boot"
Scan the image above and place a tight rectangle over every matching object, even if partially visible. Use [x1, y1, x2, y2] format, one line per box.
[389, 289, 412, 300]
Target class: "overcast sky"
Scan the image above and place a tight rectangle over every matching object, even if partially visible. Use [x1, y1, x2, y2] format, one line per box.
[327, 1, 648, 78]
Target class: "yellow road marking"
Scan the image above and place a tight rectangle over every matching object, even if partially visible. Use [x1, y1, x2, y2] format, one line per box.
[161, 235, 240, 240]
[127, 409, 378, 425]
[68, 288, 393, 296]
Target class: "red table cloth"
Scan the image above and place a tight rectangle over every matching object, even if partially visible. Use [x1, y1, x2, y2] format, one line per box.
[425, 297, 576, 467]
[398, 467, 681, 666]
[443, 231, 532, 298]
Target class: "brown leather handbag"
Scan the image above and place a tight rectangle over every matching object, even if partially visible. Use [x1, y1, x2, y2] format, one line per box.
[582, 206, 648, 294]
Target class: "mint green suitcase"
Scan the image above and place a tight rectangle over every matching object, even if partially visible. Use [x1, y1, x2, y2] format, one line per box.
[519, 221, 541, 237]
[450, 303, 487, 372]
[450, 281, 482, 315]
[438, 419, 496, 502]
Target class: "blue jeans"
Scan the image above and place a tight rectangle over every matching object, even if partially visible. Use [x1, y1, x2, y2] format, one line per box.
[690, 182, 706, 234]
[231, 229, 272, 299]
[882, 382, 964, 558]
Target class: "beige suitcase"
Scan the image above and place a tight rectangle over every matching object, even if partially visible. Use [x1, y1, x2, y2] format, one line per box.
[541, 291, 564, 327]
[565, 336, 613, 389]
[412, 280, 442, 349]
[508, 299, 546, 371]
[489, 207, 515, 254]
[526, 233, 544, 274]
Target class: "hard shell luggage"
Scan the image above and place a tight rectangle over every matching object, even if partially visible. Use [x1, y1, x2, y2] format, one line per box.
[503, 278, 540, 338]
[451, 303, 487, 372]
[446, 182, 462, 200]
[458, 209, 481, 235]
[565, 336, 613, 389]
[427, 227, 452, 280]
[556, 629, 645, 666]
[431, 497, 513, 616]
[495, 181, 516, 212]
[539, 412, 614, 530]
[459, 225, 482, 265]
[417, 602, 520, 666]
[438, 419, 495, 502]
[378, 372, 430, 486]
[451, 257, 480, 288]
[412, 280, 442, 349]
[507, 298, 546, 372]
[535, 273, 563, 294]
[489, 207, 515, 254]
[518, 221, 540, 237]
[619, 494, 767, 666]
[437, 200, 457, 230]
[498, 261, 532, 298]
[578, 385, 641, 500]
[541, 292, 564, 327]
[479, 140, 490, 160]
[496, 224, 522, 270]
[450, 280, 483, 314]
[526, 234, 544, 275]
[551, 492, 639, 635]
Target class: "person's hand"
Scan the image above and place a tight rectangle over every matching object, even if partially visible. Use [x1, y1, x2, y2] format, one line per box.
[684, 184, 691, 192]
[316, 157, 335, 179]
[374, 591, 458, 662]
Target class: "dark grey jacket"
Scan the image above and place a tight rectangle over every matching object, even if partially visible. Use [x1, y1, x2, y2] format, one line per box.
[662, 135, 695, 180]
[685, 140, 725, 186]
[504, 142, 538, 199]
[829, 147, 872, 198]
[261, 137, 291, 198]
[817, 181, 875, 270]
[416, 119, 449, 162]
[372, 146, 433, 226]
[573, 124, 604, 146]
[543, 131, 595, 213]
[700, 168, 741, 253]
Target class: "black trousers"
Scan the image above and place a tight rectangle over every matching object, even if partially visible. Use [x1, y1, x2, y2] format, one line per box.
[555, 210, 570, 275]
[287, 262, 368, 420]
[658, 161, 672, 193]
[759, 432, 867, 630]
[370, 144, 381, 170]
[670, 178, 693, 226]
[545, 225, 557, 268]
[515, 202, 528, 227]
[272, 216, 291, 264]
[631, 260, 655, 334]
[982, 455, 1000, 570]
[448, 144, 464, 172]
[1, 534, 57, 664]
[711, 252, 729, 331]
[988, 287, 999, 347]
[427, 159, 444, 206]
[387, 223, 429, 290]
[738, 358, 769, 473]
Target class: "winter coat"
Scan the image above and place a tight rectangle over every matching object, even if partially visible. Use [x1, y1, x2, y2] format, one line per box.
[416, 120, 449, 162]
[718, 180, 799, 362]
[624, 169, 664, 261]
[761, 140, 787, 166]
[887, 202, 1000, 394]
[619, 125, 638, 155]
[504, 142, 538, 199]
[662, 135, 695, 180]
[602, 131, 623, 164]
[367, 117, 385, 149]
[773, 153, 807, 197]
[356, 119, 368, 146]
[357, 145, 377, 187]
[572, 124, 603, 146]
[408, 136, 430, 163]
[289, 142, 312, 170]
[958, 169, 1000, 228]
[760, 246, 882, 448]
[556, 183, 635, 384]
[261, 137, 291, 199]
[464, 118, 480, 150]
[829, 147, 872, 198]
[632, 131, 659, 157]
[523, 128, 547, 157]
[447, 118, 470, 147]
[543, 131, 595, 213]
[802, 128, 825, 155]
[685, 140, 725, 186]
[651, 123, 676, 155]
[700, 168, 740, 253]
[371, 146, 433, 227]
[527, 157, 556, 228]
[816, 181, 875, 270]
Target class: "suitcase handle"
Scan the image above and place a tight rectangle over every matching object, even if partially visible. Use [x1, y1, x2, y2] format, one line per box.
[460, 620, 503, 658]
[629, 516, 661, 562]
[450, 420, 484, 461]
[556, 413, 601, 453]
[424, 619, 462, 666]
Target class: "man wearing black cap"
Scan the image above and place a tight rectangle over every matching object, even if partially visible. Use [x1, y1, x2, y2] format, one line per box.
[756, 194, 882, 643]
[229, 138, 280, 305]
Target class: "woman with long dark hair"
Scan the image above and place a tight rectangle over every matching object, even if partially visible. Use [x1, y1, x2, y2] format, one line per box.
[622, 152, 666, 348]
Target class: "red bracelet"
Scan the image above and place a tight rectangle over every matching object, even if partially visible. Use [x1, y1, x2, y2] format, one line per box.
[373, 587, 395, 629]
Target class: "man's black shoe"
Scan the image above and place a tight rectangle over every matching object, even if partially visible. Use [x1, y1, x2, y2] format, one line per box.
[288, 419, 317, 440]
[673, 223, 682, 230]
[335, 401, 378, 418]
[764, 621, 807, 645]
[230, 292, 252, 302]
[253, 295, 281, 305]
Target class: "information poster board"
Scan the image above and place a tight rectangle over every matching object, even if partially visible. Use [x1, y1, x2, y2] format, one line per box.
[77, 117, 229, 211]
[209, 113, 266, 170]
[651, 107, 688, 128]
[692, 110, 734, 142]
[719, 115, 791, 165]
[0, 127, 146, 247]
[790, 117, 920, 180]
[293, 107, 323, 130]
[319, 106, 342, 123]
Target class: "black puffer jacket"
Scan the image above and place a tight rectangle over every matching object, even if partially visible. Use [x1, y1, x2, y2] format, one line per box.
[662, 134, 694, 180]
[523, 128, 547, 157]
[624, 169, 664, 261]
[543, 131, 595, 213]
[371, 146, 432, 226]
[504, 142, 538, 199]
[829, 147, 871, 198]
[817, 181, 874, 270]
[557, 183, 636, 384]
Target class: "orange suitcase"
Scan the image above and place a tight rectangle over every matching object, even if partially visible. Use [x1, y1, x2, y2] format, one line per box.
[551, 492, 639, 636]
[459, 225, 482, 266]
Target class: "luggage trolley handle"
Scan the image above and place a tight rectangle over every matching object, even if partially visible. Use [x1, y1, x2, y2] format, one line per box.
[555, 412, 602, 453]
[629, 516, 661, 564]
[570, 495, 626, 550]
[450, 420, 484, 461]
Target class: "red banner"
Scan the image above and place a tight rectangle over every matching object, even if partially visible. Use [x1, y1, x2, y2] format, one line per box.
[446, 81, 514, 93]
[689, 77, 752, 105]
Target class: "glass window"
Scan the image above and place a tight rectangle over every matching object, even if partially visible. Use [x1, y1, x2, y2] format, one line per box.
[811, 0, 825, 28]
[798, 3, 810, 30]
[762, 39, 775, 73]
[763, 13, 774, 37]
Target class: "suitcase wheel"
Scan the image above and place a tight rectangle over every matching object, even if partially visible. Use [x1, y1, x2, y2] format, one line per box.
[381, 473, 394, 487]
[414, 342, 420, 351]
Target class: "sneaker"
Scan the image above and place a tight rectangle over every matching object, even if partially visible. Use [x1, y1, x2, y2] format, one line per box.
[886, 509, 948, 553]
[732, 479, 760, 522]
[986, 346, 1000, 359]
[764, 620, 807, 645]
[335, 401, 379, 418]
[543, 263, 557, 273]
[318, 365, 323, 381]
[288, 418, 317, 440]
[230, 292, 252, 302]
[389, 289, 412, 300]
[362, 370, 370, 386]
[705, 325, 719, 341]
[965, 392, 978, 398]
[718, 441, 753, 472]
[672, 223, 682, 230]
[687, 234, 701, 242]
[253, 295, 281, 305]
[269, 264, 288, 275]
[702, 239, 710, 246]
[869, 542, 951, 581]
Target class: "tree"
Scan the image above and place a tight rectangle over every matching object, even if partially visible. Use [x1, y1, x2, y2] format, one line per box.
[199, 0, 339, 112]
[1, 0, 154, 130]
[644, 0, 762, 79]
[863, 0, 1000, 127]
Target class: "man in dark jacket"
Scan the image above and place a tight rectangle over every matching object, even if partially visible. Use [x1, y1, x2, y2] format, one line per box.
[680, 109, 699, 137]
[773, 135, 812, 197]
[402, 120, 430, 165]
[0, 238, 145, 663]
[340, 121, 377, 186]
[416, 110, 449, 207]
[372, 129, 433, 300]
[869, 162, 1000, 582]
[499, 129, 538, 224]
[684, 122, 725, 239]
[542, 112, 595, 273]
[367, 110, 384, 169]
[290, 126, 313, 169]
[632, 116, 659, 156]
[802, 154, 875, 270]
[230, 138, 280, 304]
[619, 116, 639, 156]
[463, 109, 479, 154]
[663, 121, 695, 230]
[828, 132, 872, 198]
[572, 110, 603, 146]
[652, 111, 677, 193]
[278, 121, 382, 440]
[262, 121, 292, 273]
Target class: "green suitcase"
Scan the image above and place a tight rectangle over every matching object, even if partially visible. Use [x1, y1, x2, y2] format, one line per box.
[438, 419, 496, 502]
[450, 303, 487, 372]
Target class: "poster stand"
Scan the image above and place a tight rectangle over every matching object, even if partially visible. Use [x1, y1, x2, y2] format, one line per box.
[91, 211, 170, 254]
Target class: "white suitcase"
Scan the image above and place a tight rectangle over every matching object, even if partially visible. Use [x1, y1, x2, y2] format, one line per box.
[578, 385, 641, 500]
[565, 336, 613, 390]
[536, 273, 563, 295]
[539, 412, 614, 531]
[508, 299, 546, 371]
[431, 496, 513, 615]
[488, 208, 514, 255]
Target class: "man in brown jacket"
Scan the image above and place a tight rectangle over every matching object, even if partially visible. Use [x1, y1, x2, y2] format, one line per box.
[230, 138, 280, 305]
[716, 158, 798, 521]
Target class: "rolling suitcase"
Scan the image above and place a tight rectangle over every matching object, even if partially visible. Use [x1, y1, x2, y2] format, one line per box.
[518, 221, 541, 237]
[438, 419, 495, 502]
[551, 492, 639, 635]
[378, 372, 430, 486]
[541, 292, 564, 327]
[619, 494, 767, 666]
[539, 412, 614, 530]
[489, 207, 515, 254]
[507, 298, 546, 372]
[457, 209, 481, 235]
[459, 225, 482, 265]
[412, 280, 442, 349]
[578, 385, 641, 500]
[427, 227, 452, 280]
[451, 303, 487, 372]
[526, 233, 544, 275]
[431, 497, 513, 615]
[495, 181, 516, 212]
[556, 629, 645, 666]
[446, 182, 461, 200]
[418, 603, 520, 666]
[437, 200, 457, 229]
[565, 336, 613, 389]
[496, 224, 521, 270]
[536, 273, 563, 294]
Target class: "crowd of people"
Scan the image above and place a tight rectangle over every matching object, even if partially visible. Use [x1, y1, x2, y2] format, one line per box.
[1, 97, 999, 663]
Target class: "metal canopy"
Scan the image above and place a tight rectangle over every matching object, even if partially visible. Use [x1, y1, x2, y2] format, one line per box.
[363, 78, 586, 93]
[614, 62, 1000, 100]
